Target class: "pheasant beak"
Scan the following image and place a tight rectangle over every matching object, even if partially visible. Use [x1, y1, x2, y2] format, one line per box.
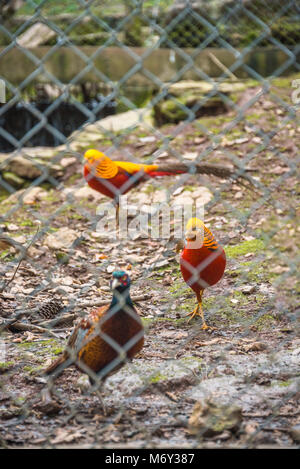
[84, 149, 105, 164]
[185, 229, 197, 241]
[111, 278, 122, 290]
[185, 229, 204, 249]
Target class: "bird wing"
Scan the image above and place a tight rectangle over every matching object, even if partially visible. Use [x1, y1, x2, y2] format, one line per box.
[66, 305, 108, 350]
[116, 160, 158, 176]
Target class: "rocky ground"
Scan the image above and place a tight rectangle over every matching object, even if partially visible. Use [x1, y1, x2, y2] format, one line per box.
[0, 76, 299, 448]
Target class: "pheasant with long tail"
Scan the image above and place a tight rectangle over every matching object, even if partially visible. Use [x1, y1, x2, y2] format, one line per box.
[43, 271, 144, 408]
[177, 217, 226, 330]
[83, 149, 252, 214]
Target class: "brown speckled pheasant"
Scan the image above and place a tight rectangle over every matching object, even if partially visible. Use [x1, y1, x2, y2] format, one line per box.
[43, 271, 144, 407]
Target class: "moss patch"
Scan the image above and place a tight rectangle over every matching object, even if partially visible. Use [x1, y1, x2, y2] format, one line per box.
[149, 372, 168, 383]
[225, 239, 265, 258]
[254, 314, 277, 331]
[0, 361, 15, 372]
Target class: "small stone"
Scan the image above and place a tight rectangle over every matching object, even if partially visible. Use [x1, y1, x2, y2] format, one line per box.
[212, 430, 231, 441]
[44, 227, 78, 250]
[64, 186, 104, 201]
[6, 223, 18, 231]
[27, 246, 43, 258]
[183, 152, 198, 160]
[62, 276, 74, 286]
[22, 187, 48, 204]
[252, 136, 262, 143]
[173, 196, 194, 206]
[152, 190, 168, 203]
[272, 265, 289, 274]
[139, 136, 156, 144]
[172, 186, 185, 196]
[155, 259, 169, 268]
[194, 137, 206, 144]
[53, 286, 74, 294]
[245, 422, 258, 434]
[240, 285, 256, 294]
[60, 157, 77, 167]
[190, 187, 213, 205]
[125, 254, 145, 264]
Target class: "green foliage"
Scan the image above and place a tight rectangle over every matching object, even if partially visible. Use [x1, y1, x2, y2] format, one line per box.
[225, 239, 265, 259]
[254, 314, 277, 331]
[149, 372, 168, 383]
[55, 251, 70, 265]
[13, 1, 300, 48]
[124, 16, 145, 47]
[0, 361, 14, 371]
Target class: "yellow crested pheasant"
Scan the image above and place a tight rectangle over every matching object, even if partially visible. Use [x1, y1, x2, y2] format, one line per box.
[43, 271, 144, 407]
[83, 149, 245, 212]
[177, 217, 226, 330]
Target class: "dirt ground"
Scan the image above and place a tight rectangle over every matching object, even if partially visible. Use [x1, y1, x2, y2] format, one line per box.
[0, 76, 299, 448]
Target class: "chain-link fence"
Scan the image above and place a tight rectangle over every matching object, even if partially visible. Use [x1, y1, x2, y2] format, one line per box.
[0, 0, 299, 449]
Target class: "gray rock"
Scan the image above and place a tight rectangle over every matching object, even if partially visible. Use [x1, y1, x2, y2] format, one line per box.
[16, 22, 57, 48]
[44, 227, 78, 250]
[188, 399, 243, 437]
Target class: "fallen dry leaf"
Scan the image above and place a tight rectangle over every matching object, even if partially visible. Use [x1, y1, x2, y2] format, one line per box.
[51, 428, 85, 445]
[243, 342, 267, 352]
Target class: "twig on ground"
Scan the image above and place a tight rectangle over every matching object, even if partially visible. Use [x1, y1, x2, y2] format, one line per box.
[37, 313, 77, 328]
[0, 226, 40, 293]
[6, 321, 60, 338]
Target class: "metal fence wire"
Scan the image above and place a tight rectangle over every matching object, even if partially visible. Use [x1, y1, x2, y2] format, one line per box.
[0, 0, 299, 449]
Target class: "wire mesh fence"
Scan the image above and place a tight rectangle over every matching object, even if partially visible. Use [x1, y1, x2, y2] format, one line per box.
[0, 0, 299, 449]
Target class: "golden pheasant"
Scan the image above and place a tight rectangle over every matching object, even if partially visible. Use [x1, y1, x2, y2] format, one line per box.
[43, 271, 144, 405]
[83, 149, 243, 209]
[178, 217, 226, 330]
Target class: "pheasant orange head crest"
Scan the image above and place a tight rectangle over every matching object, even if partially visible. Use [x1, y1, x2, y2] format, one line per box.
[84, 149, 118, 179]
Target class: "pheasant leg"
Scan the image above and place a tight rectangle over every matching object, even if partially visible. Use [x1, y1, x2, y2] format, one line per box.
[197, 301, 210, 330]
[185, 298, 215, 330]
[95, 389, 107, 416]
[185, 304, 200, 322]
[115, 201, 119, 232]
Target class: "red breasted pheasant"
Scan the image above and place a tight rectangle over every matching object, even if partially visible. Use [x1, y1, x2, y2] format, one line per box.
[178, 217, 226, 330]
